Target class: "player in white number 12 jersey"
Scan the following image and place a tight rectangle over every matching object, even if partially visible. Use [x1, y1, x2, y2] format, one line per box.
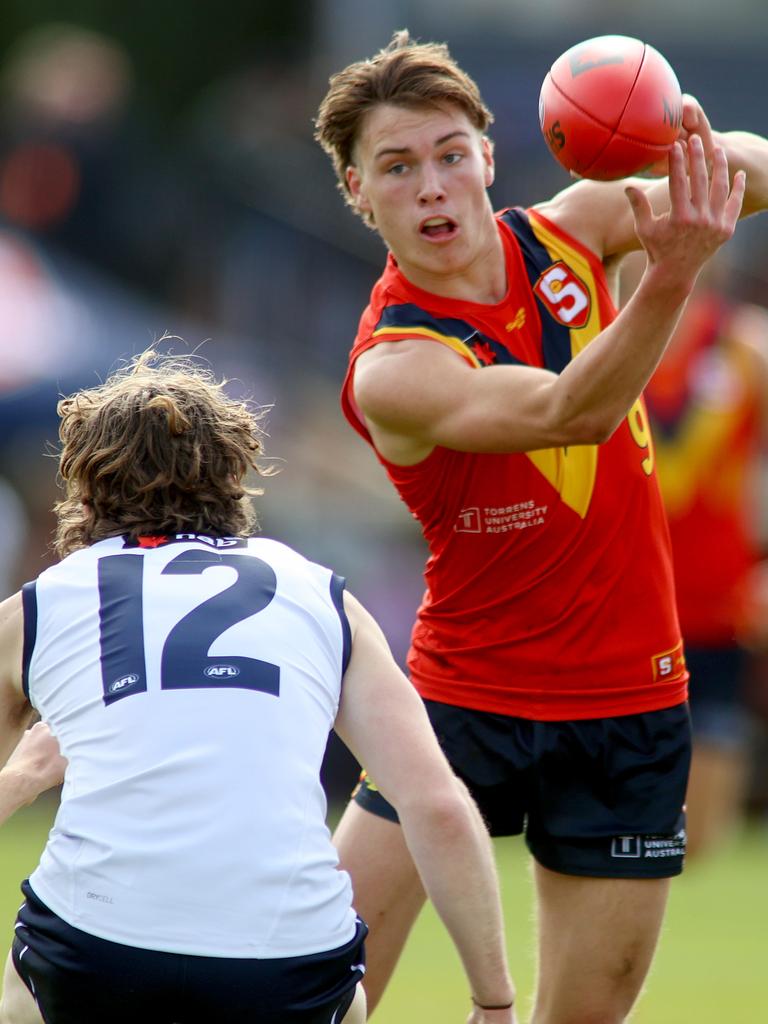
[0, 350, 516, 1024]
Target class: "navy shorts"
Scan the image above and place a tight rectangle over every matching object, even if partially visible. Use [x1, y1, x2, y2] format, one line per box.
[686, 645, 754, 751]
[355, 700, 692, 878]
[12, 880, 366, 1024]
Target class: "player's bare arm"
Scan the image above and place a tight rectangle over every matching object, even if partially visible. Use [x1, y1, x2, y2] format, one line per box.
[0, 592, 31, 765]
[355, 139, 744, 464]
[0, 592, 64, 825]
[335, 593, 517, 1022]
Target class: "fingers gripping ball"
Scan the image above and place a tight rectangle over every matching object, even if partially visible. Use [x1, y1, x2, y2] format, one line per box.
[539, 35, 682, 180]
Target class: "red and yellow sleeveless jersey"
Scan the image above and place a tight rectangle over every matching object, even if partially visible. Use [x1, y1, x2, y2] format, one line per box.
[646, 293, 763, 645]
[341, 207, 687, 720]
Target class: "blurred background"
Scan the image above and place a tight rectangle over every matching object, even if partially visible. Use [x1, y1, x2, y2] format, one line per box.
[1, 3, 768, 1018]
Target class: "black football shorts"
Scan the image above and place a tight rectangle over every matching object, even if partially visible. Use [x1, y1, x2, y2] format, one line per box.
[354, 699, 691, 878]
[12, 879, 366, 1024]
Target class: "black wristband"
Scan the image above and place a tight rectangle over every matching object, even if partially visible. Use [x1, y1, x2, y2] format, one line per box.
[472, 996, 515, 1011]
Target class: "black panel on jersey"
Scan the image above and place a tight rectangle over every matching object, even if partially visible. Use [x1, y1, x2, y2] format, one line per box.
[377, 302, 525, 368]
[500, 208, 575, 375]
[375, 303, 477, 341]
[21, 581, 37, 701]
[329, 574, 352, 676]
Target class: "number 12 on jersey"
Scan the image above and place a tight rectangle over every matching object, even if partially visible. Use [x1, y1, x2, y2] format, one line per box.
[98, 550, 281, 706]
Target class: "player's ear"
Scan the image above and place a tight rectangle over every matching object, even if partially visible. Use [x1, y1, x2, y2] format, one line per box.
[481, 136, 495, 188]
[346, 166, 372, 216]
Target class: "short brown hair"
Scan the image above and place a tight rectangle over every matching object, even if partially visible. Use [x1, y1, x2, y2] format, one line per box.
[314, 29, 493, 218]
[54, 348, 274, 557]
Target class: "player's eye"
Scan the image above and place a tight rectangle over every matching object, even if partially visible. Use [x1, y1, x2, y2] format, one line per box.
[442, 152, 463, 165]
[386, 162, 408, 175]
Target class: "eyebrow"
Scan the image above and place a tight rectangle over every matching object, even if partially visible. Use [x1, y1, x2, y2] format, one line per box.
[373, 130, 471, 161]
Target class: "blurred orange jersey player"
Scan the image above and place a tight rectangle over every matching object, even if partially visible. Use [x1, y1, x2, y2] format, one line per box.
[645, 274, 768, 857]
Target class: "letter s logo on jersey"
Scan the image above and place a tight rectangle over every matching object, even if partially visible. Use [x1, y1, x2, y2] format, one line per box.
[534, 262, 591, 329]
[651, 642, 686, 683]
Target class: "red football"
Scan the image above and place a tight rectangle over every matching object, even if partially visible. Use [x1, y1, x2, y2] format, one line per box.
[539, 35, 682, 180]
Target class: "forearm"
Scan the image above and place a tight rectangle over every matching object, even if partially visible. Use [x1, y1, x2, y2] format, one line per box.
[715, 130, 768, 216]
[551, 140, 744, 440]
[550, 265, 692, 441]
[399, 788, 515, 1011]
[0, 764, 40, 825]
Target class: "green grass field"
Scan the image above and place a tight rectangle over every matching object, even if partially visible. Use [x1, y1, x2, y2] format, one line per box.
[2, 800, 766, 1022]
[376, 828, 768, 1023]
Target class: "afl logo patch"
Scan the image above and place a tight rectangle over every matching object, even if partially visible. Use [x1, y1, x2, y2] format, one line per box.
[204, 664, 240, 678]
[109, 673, 140, 694]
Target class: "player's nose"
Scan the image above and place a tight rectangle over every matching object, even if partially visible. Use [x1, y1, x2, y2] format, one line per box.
[417, 166, 446, 204]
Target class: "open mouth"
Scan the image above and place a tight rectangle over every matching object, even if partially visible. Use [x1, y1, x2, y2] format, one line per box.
[419, 216, 458, 239]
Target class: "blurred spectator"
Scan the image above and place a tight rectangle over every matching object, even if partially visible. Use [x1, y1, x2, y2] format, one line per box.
[0, 23, 131, 237]
[0, 230, 89, 390]
[0, 22, 191, 296]
[0, 476, 28, 597]
[624, 250, 768, 857]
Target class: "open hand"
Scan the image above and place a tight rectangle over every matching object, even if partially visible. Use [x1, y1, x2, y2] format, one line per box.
[624, 135, 745, 292]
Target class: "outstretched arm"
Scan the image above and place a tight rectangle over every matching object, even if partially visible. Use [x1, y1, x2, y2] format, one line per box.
[335, 592, 517, 1024]
[355, 138, 744, 464]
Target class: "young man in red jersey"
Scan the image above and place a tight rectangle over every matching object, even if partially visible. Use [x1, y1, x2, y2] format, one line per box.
[315, 29, 768, 1023]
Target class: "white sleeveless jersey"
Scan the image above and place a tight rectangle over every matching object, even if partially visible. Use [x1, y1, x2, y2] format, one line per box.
[23, 533, 357, 958]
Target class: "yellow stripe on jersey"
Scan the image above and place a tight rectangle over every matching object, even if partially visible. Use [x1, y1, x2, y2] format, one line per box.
[526, 444, 598, 520]
[372, 325, 482, 368]
[526, 215, 603, 518]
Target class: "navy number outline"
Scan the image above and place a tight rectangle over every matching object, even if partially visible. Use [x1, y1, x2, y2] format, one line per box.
[98, 550, 280, 705]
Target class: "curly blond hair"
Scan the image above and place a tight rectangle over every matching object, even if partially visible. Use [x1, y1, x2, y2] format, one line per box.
[54, 348, 274, 556]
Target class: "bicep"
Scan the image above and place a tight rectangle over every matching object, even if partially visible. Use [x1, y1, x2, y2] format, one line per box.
[354, 340, 560, 455]
[334, 593, 455, 809]
[0, 592, 32, 766]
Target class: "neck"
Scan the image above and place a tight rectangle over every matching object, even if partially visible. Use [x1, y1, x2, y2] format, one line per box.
[396, 218, 507, 305]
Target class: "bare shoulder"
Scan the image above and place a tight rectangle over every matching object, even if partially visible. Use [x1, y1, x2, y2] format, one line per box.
[355, 337, 461, 382]
[0, 591, 23, 632]
[0, 591, 25, 703]
[355, 339, 470, 402]
[533, 176, 660, 259]
[340, 588, 372, 636]
[353, 339, 471, 462]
